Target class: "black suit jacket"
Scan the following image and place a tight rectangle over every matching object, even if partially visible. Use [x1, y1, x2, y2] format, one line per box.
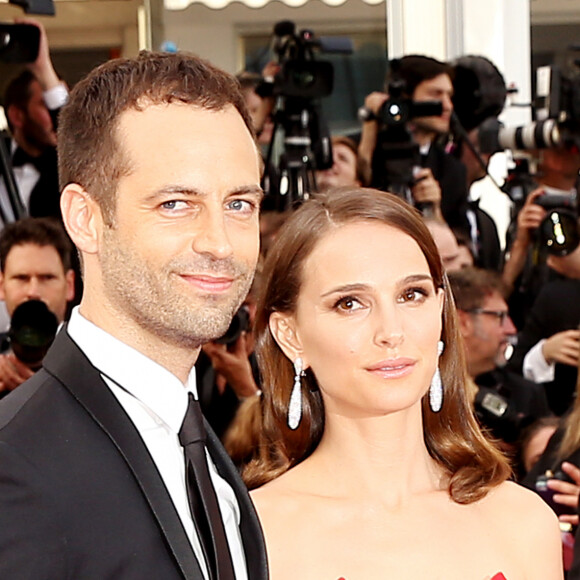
[423, 142, 470, 236]
[508, 278, 580, 416]
[0, 329, 268, 579]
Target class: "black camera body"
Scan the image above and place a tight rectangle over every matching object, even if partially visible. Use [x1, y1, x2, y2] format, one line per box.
[371, 79, 442, 200]
[8, 299, 58, 369]
[270, 21, 351, 101]
[0, 23, 40, 64]
[474, 384, 533, 444]
[262, 21, 352, 208]
[533, 192, 580, 256]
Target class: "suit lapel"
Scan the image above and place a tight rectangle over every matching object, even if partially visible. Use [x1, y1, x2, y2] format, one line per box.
[205, 424, 269, 580]
[42, 329, 202, 580]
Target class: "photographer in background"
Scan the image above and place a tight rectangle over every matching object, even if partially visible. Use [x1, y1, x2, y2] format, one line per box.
[196, 280, 261, 439]
[315, 135, 365, 191]
[502, 145, 580, 329]
[449, 267, 551, 450]
[0, 217, 74, 395]
[358, 55, 469, 234]
[1, 18, 68, 225]
[507, 255, 580, 417]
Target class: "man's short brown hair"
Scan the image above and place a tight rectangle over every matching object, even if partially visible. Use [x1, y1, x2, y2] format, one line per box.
[447, 267, 507, 312]
[0, 217, 73, 272]
[58, 51, 254, 223]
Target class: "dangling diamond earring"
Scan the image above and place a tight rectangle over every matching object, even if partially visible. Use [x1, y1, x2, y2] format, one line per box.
[288, 357, 304, 430]
[429, 340, 444, 413]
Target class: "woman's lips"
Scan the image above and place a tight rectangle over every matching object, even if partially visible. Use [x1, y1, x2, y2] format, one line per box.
[366, 358, 416, 379]
[179, 274, 234, 293]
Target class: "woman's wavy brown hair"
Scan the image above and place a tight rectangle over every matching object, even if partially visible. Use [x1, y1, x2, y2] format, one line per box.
[243, 188, 510, 502]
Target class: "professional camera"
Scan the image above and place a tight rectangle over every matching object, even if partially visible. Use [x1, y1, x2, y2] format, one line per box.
[370, 77, 442, 205]
[501, 160, 580, 256]
[474, 385, 535, 444]
[533, 192, 579, 256]
[8, 300, 58, 370]
[216, 305, 250, 347]
[261, 21, 352, 209]
[0, 0, 56, 63]
[478, 64, 580, 154]
[0, 23, 40, 63]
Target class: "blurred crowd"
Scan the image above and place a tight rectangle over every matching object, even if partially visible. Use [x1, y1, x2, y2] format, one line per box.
[2, 17, 580, 578]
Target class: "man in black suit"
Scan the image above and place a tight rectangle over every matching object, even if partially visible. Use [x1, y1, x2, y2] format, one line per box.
[0, 217, 75, 395]
[1, 19, 67, 225]
[0, 52, 267, 579]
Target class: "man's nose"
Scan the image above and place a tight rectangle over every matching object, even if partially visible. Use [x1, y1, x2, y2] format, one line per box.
[442, 94, 453, 112]
[503, 315, 517, 336]
[191, 209, 234, 260]
[25, 278, 42, 299]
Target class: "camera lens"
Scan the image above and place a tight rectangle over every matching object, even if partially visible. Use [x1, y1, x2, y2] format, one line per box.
[538, 210, 580, 256]
[292, 69, 315, 89]
[9, 300, 58, 368]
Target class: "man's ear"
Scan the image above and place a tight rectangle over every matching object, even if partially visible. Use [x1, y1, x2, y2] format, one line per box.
[0, 272, 5, 302]
[269, 312, 309, 369]
[60, 184, 102, 255]
[6, 105, 24, 132]
[456, 309, 472, 338]
[65, 269, 75, 302]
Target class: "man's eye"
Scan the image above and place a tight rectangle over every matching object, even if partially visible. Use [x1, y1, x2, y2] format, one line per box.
[161, 200, 187, 211]
[228, 199, 255, 213]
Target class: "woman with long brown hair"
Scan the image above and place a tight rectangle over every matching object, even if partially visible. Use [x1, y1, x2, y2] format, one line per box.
[245, 188, 561, 579]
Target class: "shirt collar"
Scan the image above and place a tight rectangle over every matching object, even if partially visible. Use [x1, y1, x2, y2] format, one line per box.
[66, 307, 197, 432]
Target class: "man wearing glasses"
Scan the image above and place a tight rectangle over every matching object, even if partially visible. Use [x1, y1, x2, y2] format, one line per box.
[448, 267, 551, 450]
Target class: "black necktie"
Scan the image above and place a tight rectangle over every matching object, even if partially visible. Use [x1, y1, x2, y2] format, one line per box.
[179, 393, 235, 580]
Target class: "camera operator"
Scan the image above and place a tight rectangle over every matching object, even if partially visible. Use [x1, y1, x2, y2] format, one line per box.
[237, 63, 278, 150]
[196, 284, 261, 439]
[358, 55, 469, 233]
[315, 135, 365, 191]
[507, 243, 580, 416]
[449, 267, 551, 450]
[502, 144, 580, 328]
[0, 217, 74, 395]
[1, 18, 68, 226]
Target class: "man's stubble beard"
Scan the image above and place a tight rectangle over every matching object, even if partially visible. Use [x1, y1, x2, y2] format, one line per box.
[100, 227, 255, 350]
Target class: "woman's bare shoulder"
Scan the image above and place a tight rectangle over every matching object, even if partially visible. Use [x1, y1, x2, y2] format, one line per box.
[484, 481, 555, 519]
[481, 481, 563, 579]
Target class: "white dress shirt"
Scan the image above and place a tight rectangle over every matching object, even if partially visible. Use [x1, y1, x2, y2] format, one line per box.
[523, 339, 555, 383]
[67, 308, 248, 580]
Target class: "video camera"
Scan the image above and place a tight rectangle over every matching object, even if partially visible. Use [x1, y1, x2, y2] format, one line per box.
[261, 21, 352, 209]
[370, 75, 442, 207]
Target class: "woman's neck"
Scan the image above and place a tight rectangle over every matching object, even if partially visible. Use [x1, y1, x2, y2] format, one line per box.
[303, 406, 445, 504]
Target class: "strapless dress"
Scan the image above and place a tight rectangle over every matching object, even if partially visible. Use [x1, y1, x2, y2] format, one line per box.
[337, 573, 507, 579]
